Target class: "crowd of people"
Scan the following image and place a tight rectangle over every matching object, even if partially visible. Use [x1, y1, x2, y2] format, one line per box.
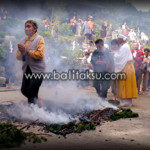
[69, 16, 149, 45]
[71, 17, 150, 107]
[42, 15, 150, 108]
[0, 17, 150, 108]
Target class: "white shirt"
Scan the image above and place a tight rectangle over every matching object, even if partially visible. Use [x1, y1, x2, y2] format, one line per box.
[114, 42, 133, 73]
[143, 56, 150, 72]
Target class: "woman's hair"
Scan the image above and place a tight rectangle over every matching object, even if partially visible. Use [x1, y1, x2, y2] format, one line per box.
[25, 20, 38, 31]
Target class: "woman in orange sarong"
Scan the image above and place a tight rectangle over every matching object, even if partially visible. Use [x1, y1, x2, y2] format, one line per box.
[114, 34, 138, 107]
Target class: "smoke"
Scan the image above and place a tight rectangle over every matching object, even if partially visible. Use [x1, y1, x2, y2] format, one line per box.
[7, 102, 71, 124]
[2, 0, 147, 124]
[6, 82, 117, 124]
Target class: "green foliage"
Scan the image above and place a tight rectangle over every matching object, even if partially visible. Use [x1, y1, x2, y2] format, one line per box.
[45, 108, 138, 135]
[75, 49, 84, 58]
[27, 133, 42, 144]
[38, 30, 51, 38]
[0, 31, 6, 38]
[94, 24, 101, 39]
[0, 123, 27, 147]
[46, 121, 96, 134]
[59, 23, 73, 36]
[76, 122, 96, 133]
[109, 108, 139, 121]
[0, 122, 47, 148]
[0, 41, 9, 60]
[3, 17, 21, 28]
[129, 42, 133, 49]
[76, 123, 85, 133]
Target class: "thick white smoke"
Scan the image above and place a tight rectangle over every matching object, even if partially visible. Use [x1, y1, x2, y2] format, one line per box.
[1, 2, 124, 124]
[6, 81, 117, 124]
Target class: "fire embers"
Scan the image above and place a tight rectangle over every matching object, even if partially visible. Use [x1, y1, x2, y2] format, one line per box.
[0, 103, 139, 137]
[45, 120, 96, 136]
[45, 108, 115, 136]
[79, 107, 116, 125]
[44, 108, 139, 136]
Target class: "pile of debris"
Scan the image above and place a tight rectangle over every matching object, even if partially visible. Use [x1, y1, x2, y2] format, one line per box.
[44, 108, 138, 136]
[0, 102, 139, 138]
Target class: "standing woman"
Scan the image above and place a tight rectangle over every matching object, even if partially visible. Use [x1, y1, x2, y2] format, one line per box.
[16, 20, 46, 105]
[114, 34, 138, 107]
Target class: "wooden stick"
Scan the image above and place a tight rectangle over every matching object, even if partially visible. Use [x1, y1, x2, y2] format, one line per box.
[90, 110, 103, 122]
[36, 133, 52, 137]
[20, 119, 40, 130]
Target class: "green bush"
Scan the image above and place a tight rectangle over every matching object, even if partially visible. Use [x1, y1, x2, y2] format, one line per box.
[0, 31, 6, 38]
[0, 122, 47, 148]
[0, 42, 9, 61]
[38, 30, 51, 38]
[59, 23, 73, 36]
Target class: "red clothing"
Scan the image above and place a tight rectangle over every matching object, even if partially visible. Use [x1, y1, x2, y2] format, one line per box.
[131, 49, 144, 68]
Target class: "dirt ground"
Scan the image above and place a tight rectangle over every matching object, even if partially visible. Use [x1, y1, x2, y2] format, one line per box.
[0, 86, 150, 150]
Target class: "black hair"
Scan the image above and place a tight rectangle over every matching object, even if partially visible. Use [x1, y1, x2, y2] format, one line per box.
[111, 39, 119, 46]
[85, 52, 90, 56]
[25, 20, 38, 31]
[144, 48, 150, 52]
[95, 39, 104, 46]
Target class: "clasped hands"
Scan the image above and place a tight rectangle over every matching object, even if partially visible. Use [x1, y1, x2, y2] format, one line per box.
[18, 43, 29, 55]
[96, 60, 110, 72]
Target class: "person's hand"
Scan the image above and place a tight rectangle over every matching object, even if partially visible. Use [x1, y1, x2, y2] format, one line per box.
[106, 64, 110, 72]
[96, 60, 106, 64]
[18, 43, 28, 54]
[18, 43, 26, 54]
[88, 63, 93, 67]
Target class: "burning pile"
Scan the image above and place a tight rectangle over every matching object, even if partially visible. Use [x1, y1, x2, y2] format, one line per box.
[0, 102, 139, 138]
[44, 108, 138, 136]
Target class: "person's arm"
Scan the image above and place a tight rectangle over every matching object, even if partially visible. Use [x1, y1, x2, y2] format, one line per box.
[92, 22, 95, 29]
[28, 38, 45, 60]
[91, 53, 95, 66]
[82, 24, 85, 33]
[16, 49, 22, 61]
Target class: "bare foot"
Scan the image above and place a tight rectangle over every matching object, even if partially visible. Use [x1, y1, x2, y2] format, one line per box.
[118, 103, 132, 108]
[38, 97, 43, 108]
[138, 91, 142, 95]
